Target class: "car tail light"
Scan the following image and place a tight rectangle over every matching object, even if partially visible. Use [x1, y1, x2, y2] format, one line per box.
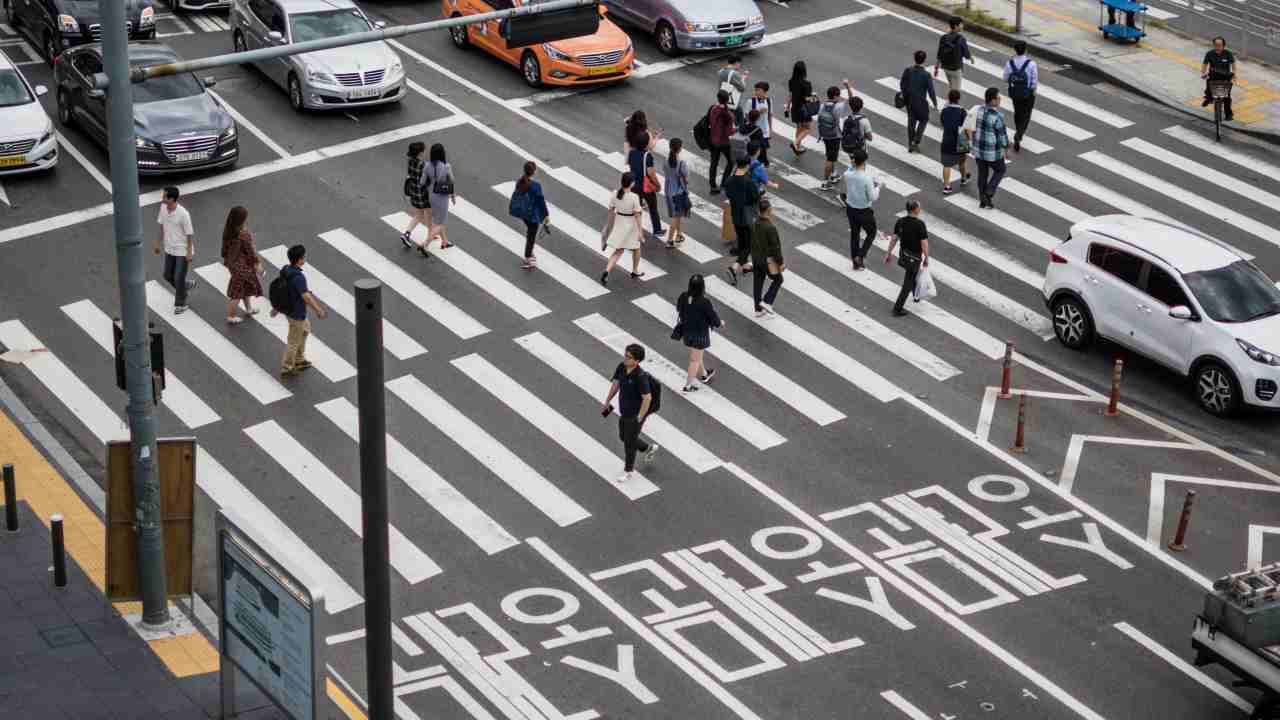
[1050, 249, 1069, 264]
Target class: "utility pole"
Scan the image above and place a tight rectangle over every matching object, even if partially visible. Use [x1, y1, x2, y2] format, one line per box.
[100, 0, 169, 626]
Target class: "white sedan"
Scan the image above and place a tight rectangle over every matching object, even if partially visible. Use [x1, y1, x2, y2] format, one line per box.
[0, 52, 57, 175]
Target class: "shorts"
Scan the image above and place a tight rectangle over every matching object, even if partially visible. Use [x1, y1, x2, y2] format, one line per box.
[945, 69, 963, 91]
[823, 138, 841, 163]
[940, 152, 966, 168]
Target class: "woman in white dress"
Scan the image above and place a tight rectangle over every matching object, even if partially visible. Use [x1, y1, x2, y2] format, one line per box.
[599, 171, 646, 285]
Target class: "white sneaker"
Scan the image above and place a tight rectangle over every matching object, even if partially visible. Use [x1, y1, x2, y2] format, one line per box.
[616, 471, 632, 484]
[643, 444, 659, 464]
[763, 303, 775, 315]
[755, 308, 768, 318]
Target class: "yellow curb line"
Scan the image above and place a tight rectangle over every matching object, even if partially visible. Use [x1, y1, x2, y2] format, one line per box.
[328, 678, 368, 720]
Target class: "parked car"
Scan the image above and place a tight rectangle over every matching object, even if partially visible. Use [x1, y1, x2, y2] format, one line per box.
[5, 0, 156, 63]
[231, 0, 405, 112]
[54, 42, 239, 174]
[0, 51, 57, 175]
[603, 0, 764, 56]
[444, 0, 635, 88]
[1044, 215, 1280, 416]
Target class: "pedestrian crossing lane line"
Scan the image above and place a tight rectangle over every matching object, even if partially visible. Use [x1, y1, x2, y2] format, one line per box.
[945, 193, 1063, 251]
[1080, 151, 1280, 250]
[575, 313, 788, 450]
[59, 300, 221, 429]
[770, 116, 920, 197]
[1163, 125, 1280, 180]
[1122, 137, 1280, 214]
[451, 353, 660, 499]
[244, 420, 441, 584]
[700, 277, 907, 402]
[493, 179, 669, 279]
[194, 262, 357, 383]
[912, 212, 1046, 290]
[447, 198, 609, 300]
[386, 374, 592, 527]
[967, 56, 1134, 129]
[379, 213, 551, 320]
[317, 228, 489, 339]
[870, 79, 1054, 154]
[145, 281, 291, 404]
[316, 397, 519, 555]
[631, 295, 848, 423]
[513, 331, 722, 474]
[259, 246, 426, 360]
[779, 274, 962, 381]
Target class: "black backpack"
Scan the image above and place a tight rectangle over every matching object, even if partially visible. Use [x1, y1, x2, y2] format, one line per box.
[841, 113, 867, 154]
[645, 371, 662, 415]
[268, 266, 293, 313]
[938, 33, 960, 69]
[1007, 58, 1033, 100]
[693, 107, 713, 150]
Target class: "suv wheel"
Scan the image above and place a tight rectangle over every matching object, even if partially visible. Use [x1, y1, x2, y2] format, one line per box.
[1051, 296, 1093, 350]
[1195, 361, 1241, 417]
[521, 50, 542, 88]
[56, 88, 74, 128]
[449, 15, 469, 49]
[656, 21, 679, 56]
[288, 74, 304, 112]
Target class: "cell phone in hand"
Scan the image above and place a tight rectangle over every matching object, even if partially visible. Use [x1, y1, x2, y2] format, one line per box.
[542, 222, 553, 237]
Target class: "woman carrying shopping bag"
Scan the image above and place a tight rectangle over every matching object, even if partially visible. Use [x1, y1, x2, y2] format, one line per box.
[884, 199, 930, 318]
[599, 171, 646, 285]
[673, 274, 722, 393]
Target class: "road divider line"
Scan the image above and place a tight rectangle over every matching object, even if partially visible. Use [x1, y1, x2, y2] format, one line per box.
[208, 89, 291, 158]
[1114, 622, 1254, 713]
[54, 130, 111, 193]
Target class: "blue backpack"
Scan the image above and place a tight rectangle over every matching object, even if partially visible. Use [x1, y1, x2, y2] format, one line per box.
[509, 185, 533, 221]
[1008, 58, 1033, 100]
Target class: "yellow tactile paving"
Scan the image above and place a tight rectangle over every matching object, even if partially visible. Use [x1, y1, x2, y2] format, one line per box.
[328, 679, 368, 720]
[0, 409, 218, 677]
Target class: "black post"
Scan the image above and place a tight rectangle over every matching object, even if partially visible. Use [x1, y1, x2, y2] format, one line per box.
[51, 513, 67, 587]
[3, 464, 17, 532]
[355, 279, 392, 720]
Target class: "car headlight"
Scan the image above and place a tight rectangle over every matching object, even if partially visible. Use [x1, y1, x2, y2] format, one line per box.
[1238, 338, 1280, 366]
[623, 38, 632, 55]
[749, 14, 764, 26]
[135, 136, 159, 150]
[219, 125, 237, 143]
[542, 44, 572, 61]
[140, 6, 155, 25]
[39, 130, 53, 146]
[306, 68, 336, 84]
[685, 21, 715, 32]
[388, 60, 403, 78]
[57, 14, 79, 33]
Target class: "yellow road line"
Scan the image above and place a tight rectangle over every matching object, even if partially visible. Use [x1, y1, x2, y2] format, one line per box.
[328, 678, 369, 720]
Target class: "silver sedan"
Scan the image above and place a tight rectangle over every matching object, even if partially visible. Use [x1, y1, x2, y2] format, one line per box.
[604, 0, 766, 56]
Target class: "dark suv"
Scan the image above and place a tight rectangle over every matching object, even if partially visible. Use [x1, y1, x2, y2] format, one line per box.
[5, 0, 156, 63]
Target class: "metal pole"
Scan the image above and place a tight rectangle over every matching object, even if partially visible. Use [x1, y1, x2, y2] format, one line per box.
[355, 279, 392, 720]
[100, 0, 169, 626]
[1016, 0, 1024, 33]
[3, 464, 17, 532]
[1242, 8, 1252, 59]
[51, 513, 67, 587]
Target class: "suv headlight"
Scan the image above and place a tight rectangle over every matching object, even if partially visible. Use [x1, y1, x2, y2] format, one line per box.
[1237, 338, 1280, 366]
[219, 125, 237, 143]
[135, 136, 159, 150]
[57, 14, 79, 33]
[306, 67, 336, 84]
[140, 6, 155, 25]
[749, 14, 765, 26]
[542, 44, 571, 61]
[685, 21, 714, 32]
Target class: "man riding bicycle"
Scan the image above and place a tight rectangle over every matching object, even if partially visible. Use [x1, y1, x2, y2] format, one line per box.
[1201, 36, 1236, 122]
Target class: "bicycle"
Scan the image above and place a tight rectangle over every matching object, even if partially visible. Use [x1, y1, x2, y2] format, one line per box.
[1206, 76, 1233, 141]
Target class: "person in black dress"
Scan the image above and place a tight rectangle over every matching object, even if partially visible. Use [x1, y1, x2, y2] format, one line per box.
[676, 274, 724, 392]
[787, 61, 815, 154]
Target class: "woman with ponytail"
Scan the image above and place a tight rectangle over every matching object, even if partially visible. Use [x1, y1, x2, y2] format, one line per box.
[509, 160, 550, 269]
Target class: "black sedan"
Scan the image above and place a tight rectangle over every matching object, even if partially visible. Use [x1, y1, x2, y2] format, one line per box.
[5, 0, 156, 63]
[54, 42, 239, 174]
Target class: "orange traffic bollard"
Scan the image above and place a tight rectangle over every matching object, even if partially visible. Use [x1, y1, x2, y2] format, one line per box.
[998, 341, 1015, 399]
[1168, 490, 1196, 552]
[1012, 393, 1027, 453]
[1104, 357, 1124, 417]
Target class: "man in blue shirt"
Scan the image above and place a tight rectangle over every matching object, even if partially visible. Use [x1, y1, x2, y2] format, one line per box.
[839, 149, 883, 270]
[272, 244, 328, 377]
[1003, 41, 1039, 152]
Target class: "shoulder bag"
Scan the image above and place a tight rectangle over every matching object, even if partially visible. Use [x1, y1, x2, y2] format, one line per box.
[431, 163, 455, 195]
[641, 152, 658, 193]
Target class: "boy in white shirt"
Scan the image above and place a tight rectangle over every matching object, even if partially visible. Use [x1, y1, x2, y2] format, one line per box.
[153, 186, 195, 313]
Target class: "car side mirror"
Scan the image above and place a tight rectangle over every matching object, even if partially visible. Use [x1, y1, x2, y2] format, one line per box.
[268, 30, 285, 43]
[1169, 305, 1194, 320]
[203, 76, 217, 87]
[35, 84, 48, 97]
[374, 20, 387, 29]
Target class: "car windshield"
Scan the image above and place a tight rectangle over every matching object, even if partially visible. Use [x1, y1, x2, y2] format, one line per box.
[289, 9, 370, 43]
[1183, 260, 1280, 323]
[0, 69, 34, 107]
[130, 70, 205, 103]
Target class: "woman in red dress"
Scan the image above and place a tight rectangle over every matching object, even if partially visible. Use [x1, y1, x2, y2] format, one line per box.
[220, 206, 263, 324]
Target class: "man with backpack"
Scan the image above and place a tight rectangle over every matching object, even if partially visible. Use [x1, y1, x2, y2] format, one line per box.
[816, 79, 854, 190]
[934, 16, 974, 96]
[746, 81, 774, 167]
[901, 50, 939, 154]
[269, 244, 328, 378]
[602, 343, 659, 484]
[840, 96, 874, 163]
[1003, 41, 1039, 152]
[705, 90, 738, 195]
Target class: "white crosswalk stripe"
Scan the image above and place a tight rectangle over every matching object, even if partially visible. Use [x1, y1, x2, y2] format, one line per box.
[945, 192, 1064, 251]
[317, 228, 489, 339]
[956, 77, 1092, 141]
[259, 245, 427, 360]
[771, 116, 921, 197]
[513, 331, 722, 474]
[380, 212, 551, 320]
[967, 56, 1134, 129]
[59, 300, 221, 429]
[316, 397, 520, 555]
[632, 294, 848, 425]
[701, 276, 907, 402]
[195, 262, 357, 382]
[452, 353, 660, 498]
[575, 312, 788, 449]
[870, 79, 1054, 154]
[244, 420, 442, 583]
[1035, 164, 1184, 228]
[145, 281, 291, 404]
[914, 212, 1046, 290]
[386, 374, 592, 527]
[1162, 125, 1280, 179]
[447, 198, 609, 299]
[1122, 137, 1280, 213]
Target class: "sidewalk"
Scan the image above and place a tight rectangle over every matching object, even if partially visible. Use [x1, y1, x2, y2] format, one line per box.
[886, 0, 1280, 141]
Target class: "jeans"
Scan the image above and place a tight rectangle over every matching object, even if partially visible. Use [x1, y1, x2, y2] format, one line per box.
[756, 137, 770, 167]
[977, 157, 1008, 199]
[640, 190, 663, 234]
[894, 265, 920, 312]
[523, 221, 539, 259]
[619, 415, 650, 472]
[1011, 93, 1036, 142]
[282, 317, 310, 371]
[733, 223, 753, 266]
[844, 206, 877, 261]
[752, 263, 783, 310]
[906, 111, 928, 146]
[708, 144, 733, 189]
[162, 253, 190, 307]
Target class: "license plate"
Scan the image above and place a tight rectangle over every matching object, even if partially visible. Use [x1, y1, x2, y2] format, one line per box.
[349, 86, 381, 99]
[0, 156, 26, 167]
[586, 66, 617, 76]
[173, 151, 210, 163]
[724, 34, 744, 47]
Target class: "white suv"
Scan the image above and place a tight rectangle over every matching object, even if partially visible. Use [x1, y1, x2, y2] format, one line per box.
[1044, 215, 1280, 416]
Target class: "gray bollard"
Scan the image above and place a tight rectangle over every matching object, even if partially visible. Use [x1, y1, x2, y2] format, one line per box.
[3, 464, 16, 532]
[51, 513, 67, 587]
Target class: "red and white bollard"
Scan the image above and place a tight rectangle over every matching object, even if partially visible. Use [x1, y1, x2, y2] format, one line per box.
[1104, 358, 1124, 417]
[998, 341, 1015, 399]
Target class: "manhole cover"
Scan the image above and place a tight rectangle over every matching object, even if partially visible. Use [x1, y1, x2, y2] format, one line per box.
[39, 625, 89, 648]
[1056, 66, 1106, 85]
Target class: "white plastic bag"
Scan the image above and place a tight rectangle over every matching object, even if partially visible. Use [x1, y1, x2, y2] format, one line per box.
[913, 267, 937, 302]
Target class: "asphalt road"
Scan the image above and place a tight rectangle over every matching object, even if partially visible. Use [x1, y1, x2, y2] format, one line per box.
[1, 1, 1279, 718]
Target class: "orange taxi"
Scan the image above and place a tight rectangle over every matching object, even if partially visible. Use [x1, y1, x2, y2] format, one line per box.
[443, 0, 635, 87]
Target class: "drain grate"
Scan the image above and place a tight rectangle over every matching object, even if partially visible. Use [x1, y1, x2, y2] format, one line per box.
[39, 625, 89, 648]
[1055, 65, 1107, 85]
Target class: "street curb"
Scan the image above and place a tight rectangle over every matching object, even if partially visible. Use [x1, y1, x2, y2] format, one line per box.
[882, 0, 1280, 147]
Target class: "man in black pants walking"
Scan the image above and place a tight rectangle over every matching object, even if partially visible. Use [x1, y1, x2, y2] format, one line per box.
[884, 199, 930, 317]
[602, 343, 659, 484]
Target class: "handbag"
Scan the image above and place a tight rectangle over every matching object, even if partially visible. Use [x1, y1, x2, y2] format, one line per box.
[802, 98, 820, 120]
[894, 91, 906, 109]
[720, 201, 735, 242]
[955, 130, 970, 155]
[898, 250, 922, 272]
[641, 152, 658, 193]
[671, 294, 686, 340]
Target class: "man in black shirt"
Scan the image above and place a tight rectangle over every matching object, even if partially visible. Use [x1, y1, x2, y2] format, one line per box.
[1201, 36, 1236, 121]
[884, 199, 930, 317]
[602, 343, 658, 483]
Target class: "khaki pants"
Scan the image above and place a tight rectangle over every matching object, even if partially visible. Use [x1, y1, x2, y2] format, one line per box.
[945, 69, 963, 97]
[282, 318, 310, 371]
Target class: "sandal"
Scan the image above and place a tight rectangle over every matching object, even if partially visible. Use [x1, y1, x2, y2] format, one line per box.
[725, 266, 738, 285]
[226, 316, 243, 324]
[630, 271, 646, 280]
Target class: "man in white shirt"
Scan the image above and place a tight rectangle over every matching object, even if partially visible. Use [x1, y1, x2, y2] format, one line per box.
[153, 186, 195, 313]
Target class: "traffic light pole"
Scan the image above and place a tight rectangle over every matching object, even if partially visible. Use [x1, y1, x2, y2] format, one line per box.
[100, 0, 169, 626]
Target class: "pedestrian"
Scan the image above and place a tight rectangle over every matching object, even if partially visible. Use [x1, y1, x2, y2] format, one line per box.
[839, 149, 882, 271]
[1201, 36, 1235, 121]
[1003, 41, 1038, 152]
[599, 171, 646, 285]
[750, 200, 785, 318]
[884, 199, 929, 318]
[399, 141, 431, 252]
[420, 143, 457, 251]
[707, 89, 737, 194]
[674, 274, 722, 392]
[154, 186, 195, 314]
[220, 205, 263, 324]
[972, 87, 1010, 209]
[723, 156, 760, 285]
[624, 109, 652, 152]
[663, 137, 691, 249]
[271, 244, 327, 378]
[627, 131, 665, 239]
[509, 161, 550, 270]
[840, 96, 873, 162]
[939, 89, 971, 194]
[816, 80, 854, 189]
[718, 54, 748, 126]
[746, 81, 773, 166]
[900, 50, 938, 153]
[934, 16, 974, 96]
[601, 343, 659, 483]
[748, 142, 778, 195]
[786, 61, 817, 154]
